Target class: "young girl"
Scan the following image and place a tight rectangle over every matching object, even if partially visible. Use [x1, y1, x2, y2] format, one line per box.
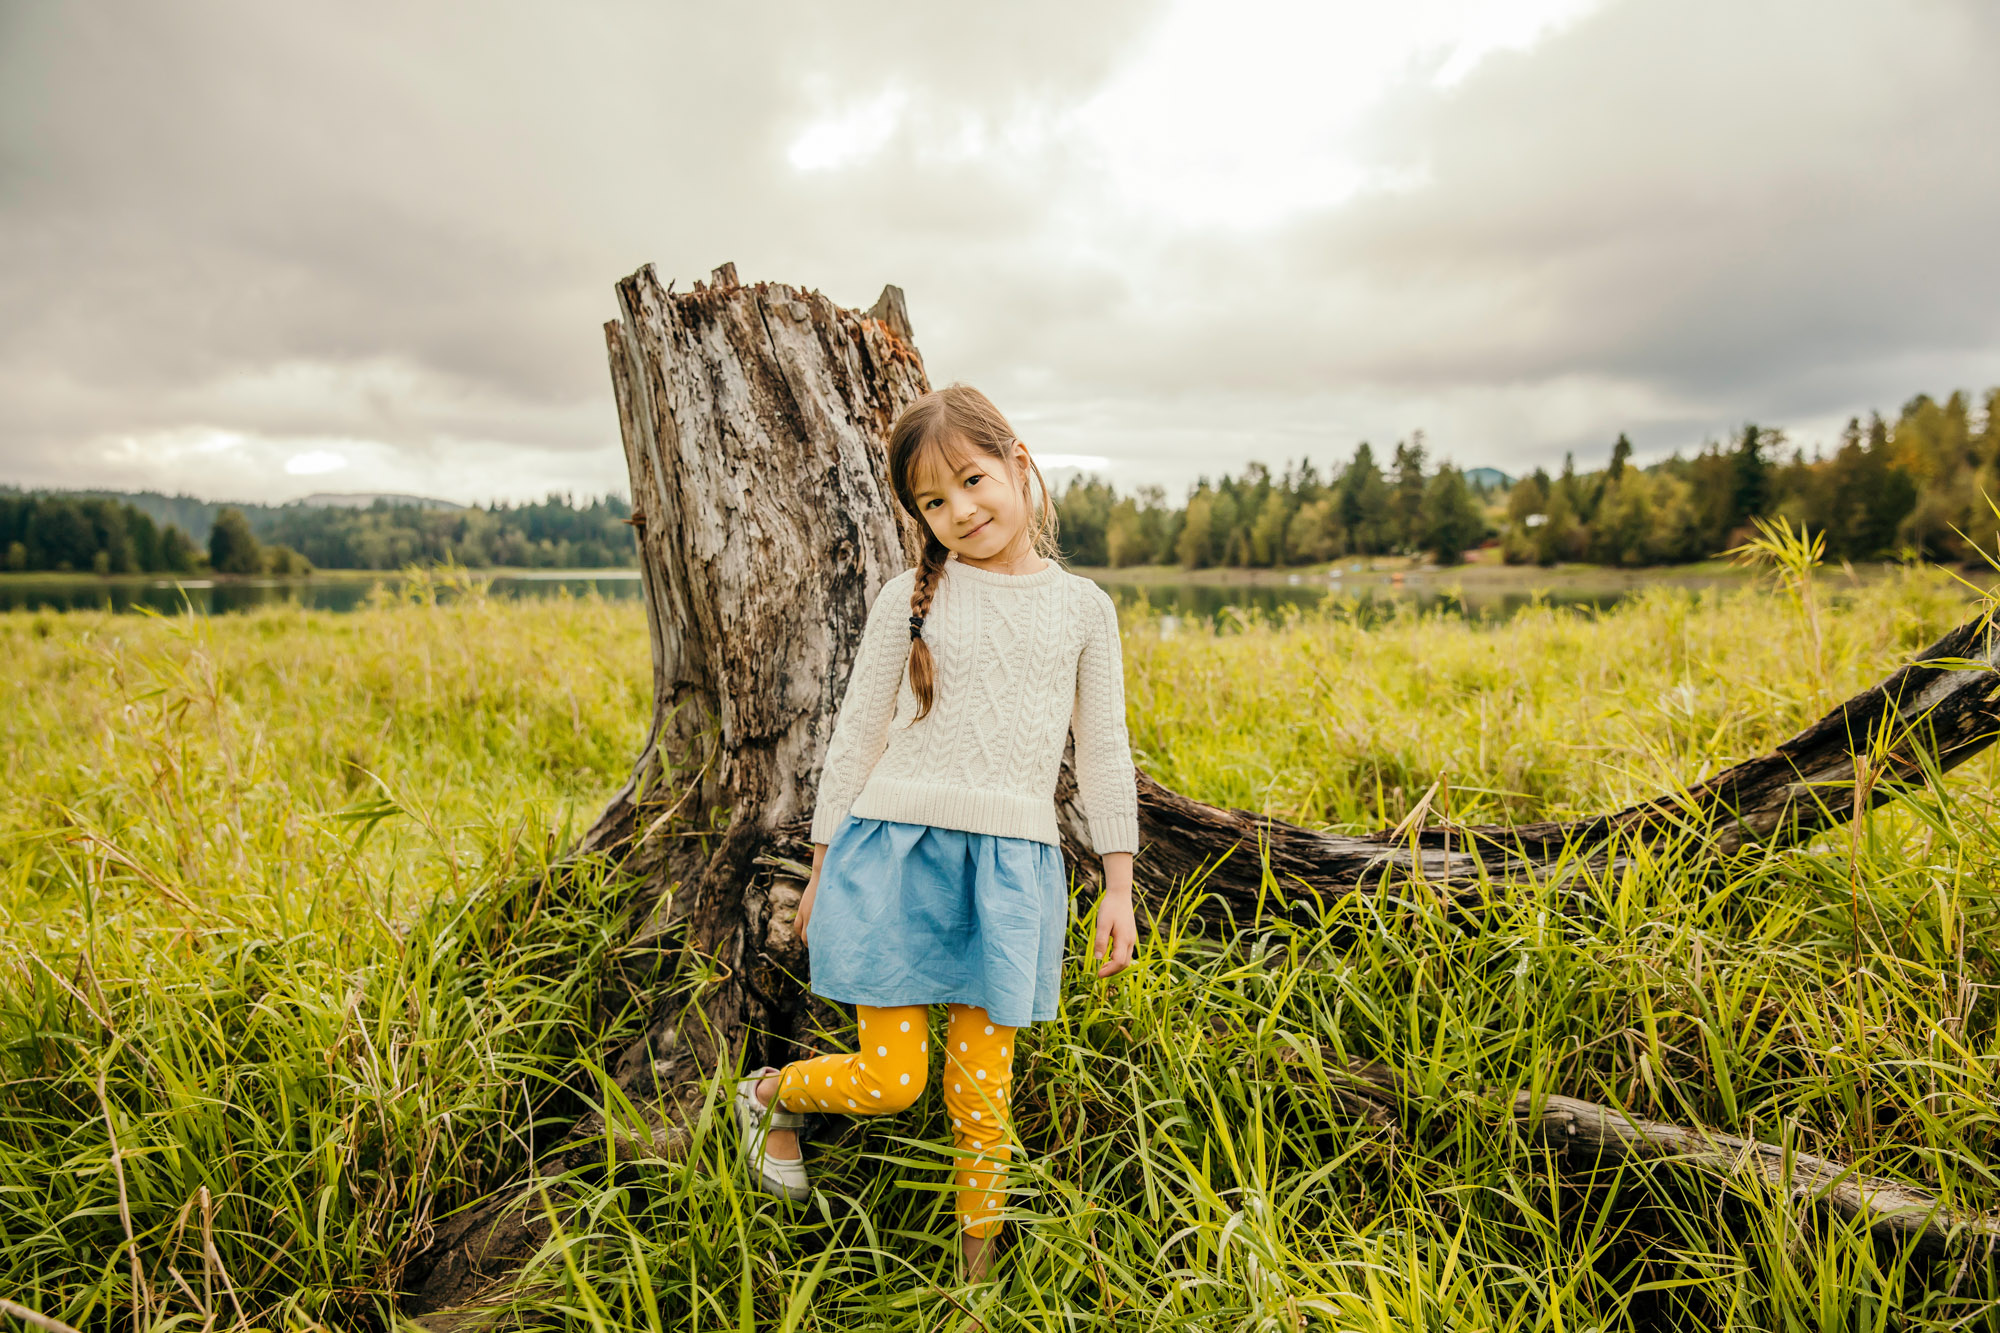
[731, 383, 1140, 1279]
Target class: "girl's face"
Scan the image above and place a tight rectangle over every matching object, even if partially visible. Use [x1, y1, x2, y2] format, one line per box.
[911, 437, 1034, 565]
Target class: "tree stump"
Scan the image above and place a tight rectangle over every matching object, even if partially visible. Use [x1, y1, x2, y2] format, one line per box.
[408, 262, 931, 1314]
[404, 263, 2000, 1317]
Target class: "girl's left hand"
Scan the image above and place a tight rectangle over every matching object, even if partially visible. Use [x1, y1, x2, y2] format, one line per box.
[1091, 887, 1138, 979]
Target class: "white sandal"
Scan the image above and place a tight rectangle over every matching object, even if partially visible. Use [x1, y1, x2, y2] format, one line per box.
[733, 1066, 811, 1202]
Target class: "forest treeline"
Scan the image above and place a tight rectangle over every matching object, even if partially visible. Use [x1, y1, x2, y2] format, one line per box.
[1054, 439, 1487, 569]
[254, 494, 634, 569]
[1054, 388, 2000, 569]
[10, 389, 1994, 577]
[0, 493, 205, 574]
[0, 490, 637, 573]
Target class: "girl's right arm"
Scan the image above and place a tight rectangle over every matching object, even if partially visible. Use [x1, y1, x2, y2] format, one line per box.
[805, 573, 912, 867]
[800, 579, 907, 946]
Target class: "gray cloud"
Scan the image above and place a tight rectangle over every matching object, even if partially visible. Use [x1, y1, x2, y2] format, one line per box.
[2, 0, 1995, 504]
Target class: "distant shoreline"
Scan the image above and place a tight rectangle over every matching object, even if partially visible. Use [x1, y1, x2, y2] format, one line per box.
[2, 558, 1951, 602]
[0, 566, 641, 585]
[1068, 554, 1767, 592]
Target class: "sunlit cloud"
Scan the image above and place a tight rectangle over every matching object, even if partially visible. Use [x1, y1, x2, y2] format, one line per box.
[779, 0, 1601, 232]
[284, 449, 349, 475]
[195, 429, 250, 454]
[788, 88, 908, 171]
[1068, 0, 1603, 227]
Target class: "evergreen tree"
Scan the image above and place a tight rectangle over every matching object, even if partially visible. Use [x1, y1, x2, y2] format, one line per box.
[1419, 466, 1486, 564]
[1687, 443, 1737, 553]
[1828, 415, 1915, 558]
[1556, 451, 1593, 523]
[128, 509, 163, 572]
[1534, 475, 1583, 565]
[1588, 469, 1655, 564]
[26, 501, 95, 571]
[1730, 424, 1774, 534]
[1176, 485, 1215, 569]
[1248, 486, 1291, 566]
[1209, 484, 1242, 567]
[1054, 476, 1114, 566]
[1607, 434, 1633, 483]
[1391, 435, 1428, 550]
[1337, 444, 1392, 554]
[160, 525, 200, 573]
[1501, 469, 1551, 564]
[1291, 457, 1326, 504]
[208, 506, 263, 574]
[1104, 497, 1149, 567]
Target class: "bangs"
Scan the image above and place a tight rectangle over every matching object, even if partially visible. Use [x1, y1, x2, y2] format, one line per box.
[910, 429, 986, 494]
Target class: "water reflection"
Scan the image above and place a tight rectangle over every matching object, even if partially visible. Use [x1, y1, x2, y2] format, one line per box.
[0, 571, 644, 615]
[1094, 579, 1628, 627]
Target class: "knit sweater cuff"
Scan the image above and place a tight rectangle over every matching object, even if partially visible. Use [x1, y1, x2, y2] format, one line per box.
[809, 803, 850, 847]
[1088, 812, 1140, 857]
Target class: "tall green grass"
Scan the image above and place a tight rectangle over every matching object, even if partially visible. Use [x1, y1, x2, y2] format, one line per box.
[2, 570, 1996, 1331]
[1, 577, 653, 1329]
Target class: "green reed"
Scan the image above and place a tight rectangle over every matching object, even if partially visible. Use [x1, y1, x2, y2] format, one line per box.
[2, 569, 1996, 1331]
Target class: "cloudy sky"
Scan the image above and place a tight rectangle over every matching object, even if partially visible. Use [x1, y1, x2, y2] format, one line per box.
[3, 0, 1997, 505]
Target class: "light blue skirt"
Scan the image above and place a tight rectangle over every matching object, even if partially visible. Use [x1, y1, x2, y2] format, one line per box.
[806, 815, 1070, 1029]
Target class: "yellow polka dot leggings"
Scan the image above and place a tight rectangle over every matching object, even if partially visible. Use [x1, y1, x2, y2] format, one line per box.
[773, 1003, 1016, 1238]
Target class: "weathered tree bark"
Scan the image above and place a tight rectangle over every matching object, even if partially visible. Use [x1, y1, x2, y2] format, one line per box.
[403, 264, 2000, 1319]
[407, 262, 929, 1318]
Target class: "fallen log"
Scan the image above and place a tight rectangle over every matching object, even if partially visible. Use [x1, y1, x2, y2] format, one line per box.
[401, 263, 2000, 1320]
[1050, 612, 2000, 912]
[1527, 1090, 2000, 1257]
[1303, 1058, 2000, 1258]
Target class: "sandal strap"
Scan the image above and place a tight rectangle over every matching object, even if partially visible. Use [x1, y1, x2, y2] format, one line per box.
[742, 1071, 810, 1129]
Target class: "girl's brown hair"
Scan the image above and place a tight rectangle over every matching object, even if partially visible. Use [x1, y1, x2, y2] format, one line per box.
[887, 383, 1060, 721]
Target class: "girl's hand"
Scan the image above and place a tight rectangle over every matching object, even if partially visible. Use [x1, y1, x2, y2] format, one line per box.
[795, 870, 819, 947]
[1089, 851, 1139, 979]
[1090, 887, 1137, 978]
[795, 841, 831, 948]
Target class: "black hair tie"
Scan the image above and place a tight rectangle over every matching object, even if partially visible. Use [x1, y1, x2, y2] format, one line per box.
[909, 614, 925, 641]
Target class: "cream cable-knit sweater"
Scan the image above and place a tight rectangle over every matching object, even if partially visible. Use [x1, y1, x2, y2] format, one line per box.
[809, 552, 1141, 855]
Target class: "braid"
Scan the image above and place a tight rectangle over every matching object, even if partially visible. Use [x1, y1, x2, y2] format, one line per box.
[905, 538, 948, 721]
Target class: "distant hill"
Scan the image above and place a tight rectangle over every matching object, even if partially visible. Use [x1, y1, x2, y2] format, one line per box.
[8, 488, 228, 542]
[1463, 467, 1513, 489]
[6, 488, 468, 542]
[297, 491, 464, 511]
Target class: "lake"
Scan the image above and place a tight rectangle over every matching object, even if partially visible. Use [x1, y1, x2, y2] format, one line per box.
[0, 561, 1763, 623]
[0, 570, 648, 615]
[1093, 577, 1629, 623]
[1084, 560, 1770, 624]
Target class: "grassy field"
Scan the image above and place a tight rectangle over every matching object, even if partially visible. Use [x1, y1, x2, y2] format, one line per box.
[3, 567, 1998, 1331]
